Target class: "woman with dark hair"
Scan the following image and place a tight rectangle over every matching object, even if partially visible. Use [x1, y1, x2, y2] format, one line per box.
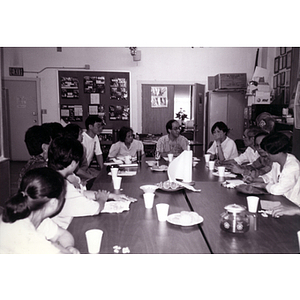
[250, 132, 300, 215]
[0, 168, 79, 254]
[108, 126, 144, 159]
[206, 121, 238, 162]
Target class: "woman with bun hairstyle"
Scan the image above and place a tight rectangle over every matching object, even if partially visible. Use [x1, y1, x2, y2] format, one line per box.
[0, 167, 80, 254]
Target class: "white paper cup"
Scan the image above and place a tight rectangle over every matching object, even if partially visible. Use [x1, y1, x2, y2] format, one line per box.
[204, 154, 210, 163]
[208, 160, 215, 170]
[218, 166, 226, 177]
[111, 167, 119, 177]
[112, 176, 122, 190]
[168, 153, 173, 163]
[124, 155, 131, 164]
[247, 196, 260, 213]
[156, 203, 169, 221]
[143, 193, 155, 209]
[85, 229, 103, 254]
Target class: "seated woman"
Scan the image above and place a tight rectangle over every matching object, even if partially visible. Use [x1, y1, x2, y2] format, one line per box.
[250, 132, 300, 208]
[108, 127, 144, 159]
[0, 167, 80, 254]
[206, 121, 238, 162]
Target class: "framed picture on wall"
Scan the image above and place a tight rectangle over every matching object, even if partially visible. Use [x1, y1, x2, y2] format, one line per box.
[273, 75, 277, 89]
[280, 72, 285, 86]
[274, 56, 280, 73]
[282, 54, 287, 69]
[280, 47, 286, 55]
[286, 50, 292, 69]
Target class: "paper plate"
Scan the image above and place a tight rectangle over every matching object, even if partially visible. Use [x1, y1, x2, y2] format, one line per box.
[167, 211, 203, 226]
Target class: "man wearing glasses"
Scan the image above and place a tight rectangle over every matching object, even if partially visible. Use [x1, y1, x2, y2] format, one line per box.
[155, 119, 189, 157]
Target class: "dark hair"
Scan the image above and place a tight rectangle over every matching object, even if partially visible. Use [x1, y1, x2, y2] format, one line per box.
[2, 168, 66, 223]
[211, 121, 229, 135]
[166, 119, 178, 134]
[41, 122, 64, 140]
[47, 137, 84, 171]
[118, 127, 133, 142]
[260, 132, 290, 154]
[64, 123, 82, 140]
[85, 115, 103, 130]
[246, 126, 266, 138]
[24, 125, 51, 156]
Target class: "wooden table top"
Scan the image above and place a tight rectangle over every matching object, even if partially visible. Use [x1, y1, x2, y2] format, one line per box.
[68, 156, 300, 254]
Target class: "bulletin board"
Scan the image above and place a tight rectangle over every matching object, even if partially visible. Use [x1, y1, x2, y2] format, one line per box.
[58, 71, 130, 130]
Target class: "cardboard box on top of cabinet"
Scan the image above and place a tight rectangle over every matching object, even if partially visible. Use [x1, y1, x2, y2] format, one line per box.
[215, 73, 247, 90]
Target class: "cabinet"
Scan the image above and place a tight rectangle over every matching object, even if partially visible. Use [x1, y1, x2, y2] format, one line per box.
[205, 91, 246, 150]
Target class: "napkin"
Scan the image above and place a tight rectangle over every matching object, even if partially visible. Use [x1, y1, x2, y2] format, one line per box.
[260, 200, 281, 210]
[222, 179, 245, 188]
[101, 200, 131, 213]
[168, 150, 193, 183]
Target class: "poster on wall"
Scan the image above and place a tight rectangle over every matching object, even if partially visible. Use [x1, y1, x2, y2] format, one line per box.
[60, 77, 79, 98]
[151, 87, 168, 108]
[84, 76, 105, 93]
[89, 105, 107, 124]
[60, 104, 83, 122]
[109, 105, 130, 120]
[110, 78, 128, 100]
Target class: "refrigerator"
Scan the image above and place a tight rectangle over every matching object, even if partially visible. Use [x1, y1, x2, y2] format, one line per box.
[205, 91, 247, 151]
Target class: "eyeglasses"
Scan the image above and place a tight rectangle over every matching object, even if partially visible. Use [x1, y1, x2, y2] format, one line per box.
[172, 126, 181, 131]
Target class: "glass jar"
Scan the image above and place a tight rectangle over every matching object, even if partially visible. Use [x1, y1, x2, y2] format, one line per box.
[220, 204, 250, 234]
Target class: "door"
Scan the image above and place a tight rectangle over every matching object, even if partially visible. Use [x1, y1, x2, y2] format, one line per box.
[3, 78, 40, 161]
[142, 84, 175, 134]
[192, 83, 205, 156]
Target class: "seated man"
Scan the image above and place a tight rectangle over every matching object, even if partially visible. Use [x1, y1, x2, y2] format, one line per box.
[156, 119, 189, 157]
[223, 126, 264, 166]
[82, 115, 104, 171]
[18, 125, 51, 188]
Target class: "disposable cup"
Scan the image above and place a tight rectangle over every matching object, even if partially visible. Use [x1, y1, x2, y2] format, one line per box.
[204, 154, 210, 163]
[156, 203, 169, 221]
[143, 193, 155, 209]
[168, 153, 173, 163]
[218, 166, 226, 177]
[247, 196, 260, 213]
[297, 231, 300, 253]
[111, 167, 119, 177]
[112, 176, 122, 190]
[85, 229, 103, 254]
[208, 160, 215, 171]
[124, 155, 131, 164]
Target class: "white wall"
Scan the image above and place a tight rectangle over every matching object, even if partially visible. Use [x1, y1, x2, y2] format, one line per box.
[2, 47, 275, 132]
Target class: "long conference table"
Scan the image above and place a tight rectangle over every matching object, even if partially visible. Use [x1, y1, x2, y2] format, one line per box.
[68, 157, 300, 254]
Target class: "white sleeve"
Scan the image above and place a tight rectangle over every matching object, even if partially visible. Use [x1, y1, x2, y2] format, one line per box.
[37, 218, 59, 240]
[94, 137, 103, 155]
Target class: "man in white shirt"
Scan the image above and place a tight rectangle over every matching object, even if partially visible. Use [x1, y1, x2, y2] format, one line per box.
[82, 115, 104, 170]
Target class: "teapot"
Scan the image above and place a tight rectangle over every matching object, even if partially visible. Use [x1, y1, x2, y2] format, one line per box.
[220, 204, 250, 234]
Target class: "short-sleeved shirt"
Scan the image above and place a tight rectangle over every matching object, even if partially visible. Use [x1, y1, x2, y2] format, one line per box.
[108, 140, 144, 158]
[207, 136, 238, 160]
[156, 135, 189, 156]
[0, 217, 60, 254]
[234, 147, 260, 165]
[82, 132, 102, 166]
